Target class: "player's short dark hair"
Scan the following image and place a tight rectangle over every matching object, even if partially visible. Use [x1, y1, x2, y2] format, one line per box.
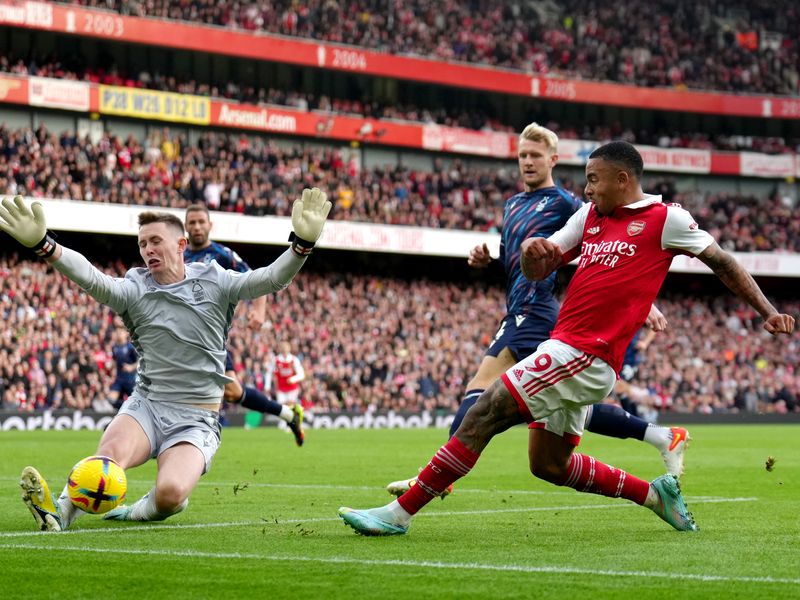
[589, 141, 644, 179]
[185, 203, 210, 219]
[138, 211, 185, 236]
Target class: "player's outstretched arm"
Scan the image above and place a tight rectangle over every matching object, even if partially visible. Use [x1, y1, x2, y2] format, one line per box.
[698, 242, 795, 335]
[0, 195, 132, 311]
[0, 195, 60, 261]
[289, 187, 333, 258]
[234, 188, 333, 301]
[520, 237, 563, 281]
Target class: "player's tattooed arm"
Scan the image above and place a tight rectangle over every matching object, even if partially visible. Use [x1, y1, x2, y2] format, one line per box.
[697, 242, 795, 335]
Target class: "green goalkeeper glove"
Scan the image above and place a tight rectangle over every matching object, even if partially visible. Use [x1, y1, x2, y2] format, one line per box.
[0, 196, 57, 258]
[289, 187, 332, 257]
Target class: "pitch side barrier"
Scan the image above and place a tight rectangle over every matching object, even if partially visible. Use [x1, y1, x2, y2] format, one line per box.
[1, 410, 798, 432]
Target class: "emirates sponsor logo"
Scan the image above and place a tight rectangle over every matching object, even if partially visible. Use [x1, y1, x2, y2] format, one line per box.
[627, 220, 646, 236]
[579, 239, 638, 269]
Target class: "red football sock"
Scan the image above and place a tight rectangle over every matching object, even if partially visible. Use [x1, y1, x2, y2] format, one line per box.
[558, 453, 650, 505]
[397, 437, 480, 515]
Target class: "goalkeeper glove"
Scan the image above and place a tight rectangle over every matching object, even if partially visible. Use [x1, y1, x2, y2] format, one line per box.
[289, 187, 332, 257]
[0, 196, 57, 258]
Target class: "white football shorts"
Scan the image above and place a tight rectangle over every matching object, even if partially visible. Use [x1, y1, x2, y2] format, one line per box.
[501, 339, 616, 445]
[276, 389, 300, 405]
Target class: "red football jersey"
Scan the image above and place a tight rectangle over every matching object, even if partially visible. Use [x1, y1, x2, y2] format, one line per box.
[548, 196, 714, 374]
[273, 353, 304, 393]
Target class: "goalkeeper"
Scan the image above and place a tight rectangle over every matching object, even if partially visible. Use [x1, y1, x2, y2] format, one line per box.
[0, 190, 331, 531]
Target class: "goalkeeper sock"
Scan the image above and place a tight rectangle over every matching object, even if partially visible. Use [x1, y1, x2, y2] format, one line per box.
[128, 487, 188, 521]
[57, 484, 83, 528]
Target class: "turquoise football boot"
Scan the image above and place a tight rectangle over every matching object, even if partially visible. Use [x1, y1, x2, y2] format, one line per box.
[650, 474, 698, 532]
[338, 507, 409, 536]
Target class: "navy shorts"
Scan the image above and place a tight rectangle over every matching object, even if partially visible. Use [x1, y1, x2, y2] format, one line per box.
[486, 315, 548, 361]
[225, 350, 235, 373]
[110, 378, 135, 397]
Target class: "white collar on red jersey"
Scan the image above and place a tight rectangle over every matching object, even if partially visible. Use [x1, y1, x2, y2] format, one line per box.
[620, 194, 663, 209]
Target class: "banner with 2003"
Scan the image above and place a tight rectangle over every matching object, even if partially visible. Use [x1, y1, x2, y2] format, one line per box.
[2, 0, 799, 119]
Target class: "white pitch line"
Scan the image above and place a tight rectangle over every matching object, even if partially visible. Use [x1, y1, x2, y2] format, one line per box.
[0, 476, 563, 495]
[0, 476, 752, 500]
[0, 496, 757, 539]
[0, 543, 797, 586]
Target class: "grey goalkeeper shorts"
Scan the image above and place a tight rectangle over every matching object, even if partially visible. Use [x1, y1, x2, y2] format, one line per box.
[118, 393, 221, 473]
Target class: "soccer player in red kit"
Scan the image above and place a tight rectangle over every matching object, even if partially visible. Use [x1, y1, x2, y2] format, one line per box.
[339, 141, 795, 535]
[271, 341, 305, 406]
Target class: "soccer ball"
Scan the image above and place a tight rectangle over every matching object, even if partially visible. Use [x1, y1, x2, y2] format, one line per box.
[67, 455, 127, 514]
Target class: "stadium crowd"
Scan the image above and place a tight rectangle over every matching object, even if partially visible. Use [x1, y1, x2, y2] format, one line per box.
[3, 54, 799, 154]
[69, 0, 800, 95]
[2, 124, 799, 250]
[1, 255, 797, 416]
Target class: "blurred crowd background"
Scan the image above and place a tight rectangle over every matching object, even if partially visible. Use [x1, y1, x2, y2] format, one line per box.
[2, 254, 797, 415]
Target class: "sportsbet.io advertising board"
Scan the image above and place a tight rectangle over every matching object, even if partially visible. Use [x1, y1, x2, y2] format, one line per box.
[0, 410, 455, 431]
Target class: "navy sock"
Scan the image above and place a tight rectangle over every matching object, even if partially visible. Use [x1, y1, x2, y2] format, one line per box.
[240, 387, 282, 417]
[449, 389, 484, 438]
[586, 403, 648, 440]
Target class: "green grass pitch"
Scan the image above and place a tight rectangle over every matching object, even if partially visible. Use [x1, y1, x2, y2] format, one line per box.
[1, 425, 798, 599]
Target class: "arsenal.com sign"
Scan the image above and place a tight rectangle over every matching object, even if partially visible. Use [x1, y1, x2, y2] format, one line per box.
[216, 103, 297, 133]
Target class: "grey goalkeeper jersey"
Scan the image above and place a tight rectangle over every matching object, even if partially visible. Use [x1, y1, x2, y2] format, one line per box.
[54, 247, 305, 405]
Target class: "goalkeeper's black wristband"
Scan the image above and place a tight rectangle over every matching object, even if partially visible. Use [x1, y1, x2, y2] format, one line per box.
[32, 232, 57, 258]
[288, 231, 315, 257]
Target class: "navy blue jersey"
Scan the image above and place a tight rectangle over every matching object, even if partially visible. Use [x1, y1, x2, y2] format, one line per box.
[622, 329, 643, 368]
[111, 342, 138, 383]
[184, 242, 251, 273]
[499, 186, 583, 338]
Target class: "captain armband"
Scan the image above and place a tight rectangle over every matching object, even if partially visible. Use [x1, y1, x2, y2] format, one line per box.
[32, 232, 57, 258]
[288, 231, 315, 258]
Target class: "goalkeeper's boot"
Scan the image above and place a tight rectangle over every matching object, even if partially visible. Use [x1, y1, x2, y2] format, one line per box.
[338, 507, 408, 536]
[288, 404, 305, 447]
[657, 427, 690, 477]
[20, 466, 63, 532]
[649, 474, 698, 532]
[102, 505, 135, 521]
[386, 472, 453, 500]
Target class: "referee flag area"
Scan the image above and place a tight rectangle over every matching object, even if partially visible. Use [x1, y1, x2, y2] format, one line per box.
[1, 426, 797, 599]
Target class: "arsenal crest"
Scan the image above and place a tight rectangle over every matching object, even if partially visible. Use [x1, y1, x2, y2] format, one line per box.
[627, 220, 646, 236]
